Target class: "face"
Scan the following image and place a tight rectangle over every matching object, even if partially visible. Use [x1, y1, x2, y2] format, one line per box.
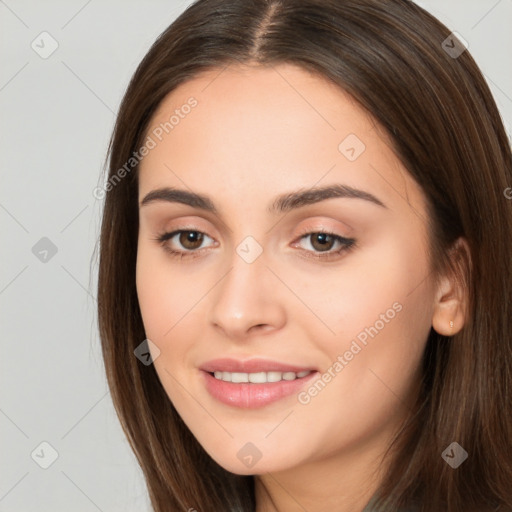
[136, 63, 436, 476]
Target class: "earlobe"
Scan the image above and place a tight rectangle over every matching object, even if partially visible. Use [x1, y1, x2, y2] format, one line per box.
[431, 284, 464, 336]
[431, 237, 471, 337]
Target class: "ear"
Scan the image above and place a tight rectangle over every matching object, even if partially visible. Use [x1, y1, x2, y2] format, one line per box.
[431, 237, 471, 336]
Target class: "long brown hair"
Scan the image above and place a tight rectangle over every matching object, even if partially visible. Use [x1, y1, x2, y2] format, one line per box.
[96, 0, 512, 510]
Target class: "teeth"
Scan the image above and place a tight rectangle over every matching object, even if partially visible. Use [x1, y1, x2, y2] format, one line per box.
[249, 372, 267, 383]
[267, 371, 282, 382]
[231, 372, 249, 383]
[212, 370, 312, 383]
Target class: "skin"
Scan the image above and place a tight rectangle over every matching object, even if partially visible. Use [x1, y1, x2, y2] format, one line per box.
[136, 63, 467, 512]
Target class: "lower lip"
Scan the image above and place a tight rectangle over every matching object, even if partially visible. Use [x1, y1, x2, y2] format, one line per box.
[201, 370, 318, 409]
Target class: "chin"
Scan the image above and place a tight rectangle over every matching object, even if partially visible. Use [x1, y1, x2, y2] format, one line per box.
[199, 439, 305, 476]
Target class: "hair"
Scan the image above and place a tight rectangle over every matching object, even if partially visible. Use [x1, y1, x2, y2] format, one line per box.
[96, 0, 512, 510]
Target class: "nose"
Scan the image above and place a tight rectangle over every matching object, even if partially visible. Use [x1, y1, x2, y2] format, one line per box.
[209, 249, 287, 341]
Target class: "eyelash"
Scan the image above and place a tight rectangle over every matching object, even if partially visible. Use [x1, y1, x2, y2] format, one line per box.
[152, 227, 356, 261]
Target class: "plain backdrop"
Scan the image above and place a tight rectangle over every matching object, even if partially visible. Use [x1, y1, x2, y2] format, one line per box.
[1, 0, 511, 510]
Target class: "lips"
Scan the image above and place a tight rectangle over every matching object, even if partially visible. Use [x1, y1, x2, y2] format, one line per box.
[199, 358, 318, 408]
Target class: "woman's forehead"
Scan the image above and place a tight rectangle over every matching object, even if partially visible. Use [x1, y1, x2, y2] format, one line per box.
[138, 63, 428, 225]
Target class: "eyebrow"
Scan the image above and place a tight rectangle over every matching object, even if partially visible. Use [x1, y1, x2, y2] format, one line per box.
[139, 184, 387, 213]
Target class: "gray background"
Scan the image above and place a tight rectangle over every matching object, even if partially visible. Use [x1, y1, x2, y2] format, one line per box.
[1, 1, 511, 510]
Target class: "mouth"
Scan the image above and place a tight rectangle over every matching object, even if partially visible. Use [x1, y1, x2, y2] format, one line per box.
[199, 358, 318, 408]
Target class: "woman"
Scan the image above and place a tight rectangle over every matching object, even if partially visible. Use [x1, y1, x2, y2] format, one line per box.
[97, 0, 512, 510]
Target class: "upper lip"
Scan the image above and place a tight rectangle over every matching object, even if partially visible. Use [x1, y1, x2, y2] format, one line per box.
[200, 358, 317, 373]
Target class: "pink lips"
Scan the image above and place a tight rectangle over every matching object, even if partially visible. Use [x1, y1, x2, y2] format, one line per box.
[199, 358, 318, 409]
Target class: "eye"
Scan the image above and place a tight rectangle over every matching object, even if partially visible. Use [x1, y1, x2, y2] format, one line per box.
[153, 229, 215, 259]
[292, 228, 356, 261]
[152, 227, 356, 261]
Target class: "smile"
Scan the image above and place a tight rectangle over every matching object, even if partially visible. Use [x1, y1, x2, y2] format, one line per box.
[199, 358, 318, 408]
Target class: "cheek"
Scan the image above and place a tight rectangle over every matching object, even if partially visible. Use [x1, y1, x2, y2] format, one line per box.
[305, 233, 432, 344]
[136, 241, 184, 341]
[135, 240, 218, 367]
[306, 234, 433, 403]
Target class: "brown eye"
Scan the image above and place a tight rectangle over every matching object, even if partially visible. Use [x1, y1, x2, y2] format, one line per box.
[294, 230, 356, 261]
[155, 229, 214, 258]
[178, 231, 204, 250]
[309, 233, 336, 252]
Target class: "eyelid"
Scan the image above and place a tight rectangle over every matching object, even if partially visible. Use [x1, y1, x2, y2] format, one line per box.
[295, 223, 351, 238]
